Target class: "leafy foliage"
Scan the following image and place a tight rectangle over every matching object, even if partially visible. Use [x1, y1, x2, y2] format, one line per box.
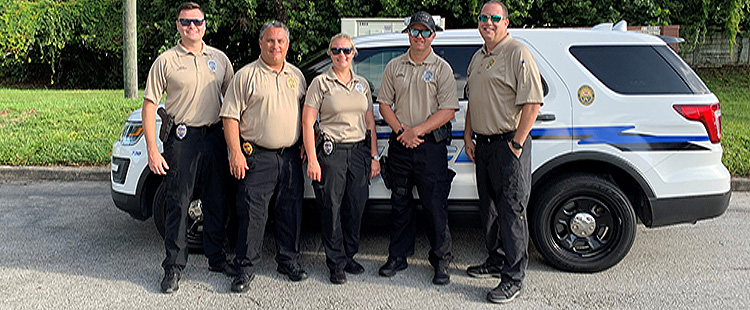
[0, 0, 749, 88]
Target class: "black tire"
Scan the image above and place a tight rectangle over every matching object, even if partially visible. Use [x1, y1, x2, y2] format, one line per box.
[530, 173, 636, 272]
[152, 183, 204, 252]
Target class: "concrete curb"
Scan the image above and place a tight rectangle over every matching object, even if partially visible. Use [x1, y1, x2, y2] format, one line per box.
[1, 165, 749, 192]
[0, 165, 110, 183]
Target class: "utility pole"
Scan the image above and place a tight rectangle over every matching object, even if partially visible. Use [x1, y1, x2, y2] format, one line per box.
[123, 0, 137, 99]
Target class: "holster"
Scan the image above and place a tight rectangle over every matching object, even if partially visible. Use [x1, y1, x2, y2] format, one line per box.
[431, 121, 452, 145]
[157, 107, 174, 143]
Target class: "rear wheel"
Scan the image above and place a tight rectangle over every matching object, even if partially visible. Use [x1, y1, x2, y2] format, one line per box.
[152, 183, 204, 252]
[530, 173, 636, 272]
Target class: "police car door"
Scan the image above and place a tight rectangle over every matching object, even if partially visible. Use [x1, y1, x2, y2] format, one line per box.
[512, 36, 574, 175]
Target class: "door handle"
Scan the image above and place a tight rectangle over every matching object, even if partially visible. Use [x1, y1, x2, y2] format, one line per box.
[536, 113, 556, 121]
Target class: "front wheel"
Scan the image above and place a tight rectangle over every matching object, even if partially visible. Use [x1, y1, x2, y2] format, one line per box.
[152, 183, 204, 252]
[530, 173, 636, 272]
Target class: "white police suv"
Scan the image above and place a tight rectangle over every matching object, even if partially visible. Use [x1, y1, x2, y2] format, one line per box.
[112, 22, 730, 272]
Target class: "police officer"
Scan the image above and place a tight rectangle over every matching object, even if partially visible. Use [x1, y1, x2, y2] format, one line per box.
[377, 11, 458, 285]
[142, 2, 235, 294]
[302, 33, 380, 284]
[463, 0, 543, 303]
[220, 20, 307, 293]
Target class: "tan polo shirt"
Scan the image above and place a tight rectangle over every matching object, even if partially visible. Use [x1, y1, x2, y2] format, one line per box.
[304, 68, 372, 143]
[220, 58, 306, 149]
[377, 49, 459, 128]
[466, 34, 544, 135]
[143, 41, 234, 127]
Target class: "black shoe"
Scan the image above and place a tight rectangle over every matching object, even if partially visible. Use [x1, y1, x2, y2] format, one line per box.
[344, 259, 365, 275]
[329, 270, 347, 284]
[432, 266, 450, 285]
[209, 261, 237, 277]
[230, 273, 255, 293]
[277, 263, 308, 282]
[378, 257, 407, 277]
[466, 261, 502, 278]
[487, 281, 522, 304]
[160, 268, 180, 294]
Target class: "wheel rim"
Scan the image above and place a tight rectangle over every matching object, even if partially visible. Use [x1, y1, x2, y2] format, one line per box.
[186, 199, 203, 248]
[551, 196, 620, 258]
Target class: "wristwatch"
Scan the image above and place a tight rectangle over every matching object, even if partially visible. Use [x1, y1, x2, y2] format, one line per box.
[510, 140, 523, 150]
[372, 155, 381, 161]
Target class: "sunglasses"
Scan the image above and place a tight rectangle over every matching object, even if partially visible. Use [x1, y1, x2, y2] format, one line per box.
[478, 14, 505, 23]
[330, 47, 354, 55]
[408, 28, 434, 38]
[178, 18, 205, 27]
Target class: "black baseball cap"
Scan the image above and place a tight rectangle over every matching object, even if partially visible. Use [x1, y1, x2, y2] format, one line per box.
[401, 11, 443, 33]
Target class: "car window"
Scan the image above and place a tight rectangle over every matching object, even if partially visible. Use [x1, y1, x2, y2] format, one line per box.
[352, 47, 408, 96]
[569, 45, 707, 95]
[433, 45, 479, 99]
[300, 44, 549, 101]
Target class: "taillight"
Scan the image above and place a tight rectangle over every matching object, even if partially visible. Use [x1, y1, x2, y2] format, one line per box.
[673, 103, 721, 143]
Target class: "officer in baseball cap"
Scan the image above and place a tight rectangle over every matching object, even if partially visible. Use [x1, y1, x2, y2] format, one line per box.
[378, 10, 458, 285]
[401, 11, 444, 33]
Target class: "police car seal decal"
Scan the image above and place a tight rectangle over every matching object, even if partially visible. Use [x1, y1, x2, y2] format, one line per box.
[207, 59, 217, 72]
[577, 85, 595, 106]
[423, 70, 434, 82]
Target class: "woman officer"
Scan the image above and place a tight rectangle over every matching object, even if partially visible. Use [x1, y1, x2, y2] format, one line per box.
[302, 33, 380, 284]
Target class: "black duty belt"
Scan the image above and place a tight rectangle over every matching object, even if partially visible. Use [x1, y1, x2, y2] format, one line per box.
[332, 140, 365, 149]
[171, 122, 222, 140]
[240, 139, 299, 156]
[475, 131, 516, 145]
[388, 131, 440, 142]
[172, 122, 222, 136]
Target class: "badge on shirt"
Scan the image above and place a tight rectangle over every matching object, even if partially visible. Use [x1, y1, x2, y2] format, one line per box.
[208, 59, 217, 72]
[355, 83, 365, 94]
[485, 57, 496, 71]
[176, 124, 187, 140]
[287, 77, 298, 89]
[242, 141, 254, 156]
[323, 140, 334, 156]
[423, 70, 434, 82]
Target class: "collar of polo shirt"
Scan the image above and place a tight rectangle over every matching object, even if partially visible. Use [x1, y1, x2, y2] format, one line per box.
[482, 34, 513, 56]
[257, 56, 293, 74]
[323, 67, 358, 86]
[175, 39, 207, 56]
[402, 48, 439, 66]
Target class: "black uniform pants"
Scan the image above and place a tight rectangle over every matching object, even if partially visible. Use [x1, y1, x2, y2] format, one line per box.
[234, 144, 304, 276]
[312, 140, 370, 272]
[475, 134, 531, 283]
[161, 123, 230, 270]
[386, 134, 454, 268]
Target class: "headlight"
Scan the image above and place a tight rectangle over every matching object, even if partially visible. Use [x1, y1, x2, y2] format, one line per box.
[118, 121, 143, 146]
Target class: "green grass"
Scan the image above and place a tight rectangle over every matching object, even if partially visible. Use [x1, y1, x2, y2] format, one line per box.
[697, 67, 750, 177]
[0, 89, 141, 166]
[0, 67, 748, 175]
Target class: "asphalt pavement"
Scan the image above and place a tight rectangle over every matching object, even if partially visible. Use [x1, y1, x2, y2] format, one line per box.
[0, 180, 749, 309]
